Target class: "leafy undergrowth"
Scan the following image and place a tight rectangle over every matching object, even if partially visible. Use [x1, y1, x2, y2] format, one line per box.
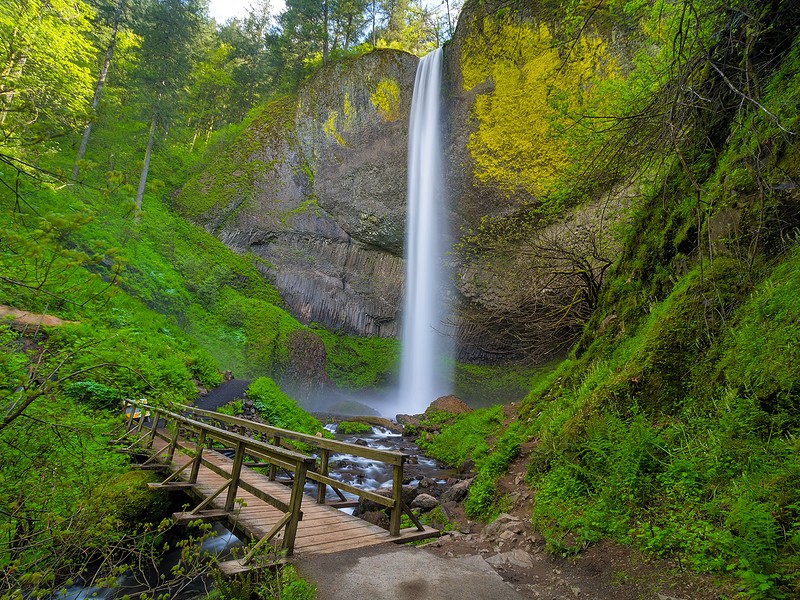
[247, 376, 325, 435]
[511, 249, 800, 599]
[416, 405, 529, 521]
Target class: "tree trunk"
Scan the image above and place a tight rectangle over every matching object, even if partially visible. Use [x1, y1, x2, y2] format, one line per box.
[72, 0, 125, 181]
[135, 114, 157, 221]
[372, 0, 376, 46]
[445, 0, 453, 37]
[323, 0, 330, 65]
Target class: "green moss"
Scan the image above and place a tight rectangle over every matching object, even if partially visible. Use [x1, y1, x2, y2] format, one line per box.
[175, 96, 297, 220]
[312, 326, 399, 389]
[416, 405, 504, 469]
[88, 470, 171, 526]
[460, 13, 619, 196]
[323, 109, 346, 145]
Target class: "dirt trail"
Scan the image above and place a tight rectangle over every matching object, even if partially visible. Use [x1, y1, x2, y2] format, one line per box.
[0, 305, 78, 328]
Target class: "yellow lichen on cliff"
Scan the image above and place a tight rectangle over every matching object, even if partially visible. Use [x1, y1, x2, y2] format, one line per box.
[371, 79, 401, 122]
[343, 92, 355, 129]
[323, 109, 346, 145]
[462, 16, 618, 196]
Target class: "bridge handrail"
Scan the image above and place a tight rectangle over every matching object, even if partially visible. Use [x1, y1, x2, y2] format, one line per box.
[174, 403, 421, 535]
[122, 399, 421, 538]
[121, 399, 314, 558]
[177, 403, 409, 466]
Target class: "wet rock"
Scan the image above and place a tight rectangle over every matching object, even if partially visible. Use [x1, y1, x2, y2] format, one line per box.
[360, 510, 389, 529]
[354, 415, 403, 433]
[354, 488, 393, 516]
[354, 438, 369, 446]
[426, 395, 473, 415]
[441, 478, 473, 503]
[354, 485, 418, 517]
[485, 549, 535, 569]
[479, 513, 526, 543]
[411, 493, 439, 511]
[396, 414, 422, 427]
[459, 459, 476, 475]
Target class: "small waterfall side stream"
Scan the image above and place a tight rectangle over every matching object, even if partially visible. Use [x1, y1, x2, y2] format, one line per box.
[398, 47, 453, 416]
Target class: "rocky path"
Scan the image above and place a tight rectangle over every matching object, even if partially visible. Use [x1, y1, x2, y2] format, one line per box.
[413, 443, 729, 600]
[300, 437, 728, 600]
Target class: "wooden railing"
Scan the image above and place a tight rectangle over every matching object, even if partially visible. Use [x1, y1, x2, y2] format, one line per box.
[121, 399, 315, 560]
[176, 403, 424, 536]
[121, 399, 423, 544]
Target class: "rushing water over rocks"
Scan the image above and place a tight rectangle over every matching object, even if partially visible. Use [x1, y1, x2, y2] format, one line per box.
[398, 48, 453, 416]
[315, 424, 455, 505]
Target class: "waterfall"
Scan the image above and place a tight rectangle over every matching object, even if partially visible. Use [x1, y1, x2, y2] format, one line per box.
[397, 48, 452, 416]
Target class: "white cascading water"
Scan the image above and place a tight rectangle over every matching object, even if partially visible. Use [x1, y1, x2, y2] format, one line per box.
[397, 48, 452, 416]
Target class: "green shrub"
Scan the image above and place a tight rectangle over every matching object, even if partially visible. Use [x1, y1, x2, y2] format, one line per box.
[465, 421, 525, 520]
[217, 399, 243, 416]
[247, 377, 323, 435]
[63, 380, 122, 410]
[336, 421, 372, 435]
[416, 406, 505, 468]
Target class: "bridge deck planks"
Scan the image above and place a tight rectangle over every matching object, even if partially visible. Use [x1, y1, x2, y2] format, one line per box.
[150, 435, 434, 556]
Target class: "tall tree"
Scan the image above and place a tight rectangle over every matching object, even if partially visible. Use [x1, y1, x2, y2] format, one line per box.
[186, 41, 235, 151]
[217, 0, 274, 119]
[329, 0, 369, 52]
[276, 0, 326, 84]
[72, 0, 128, 181]
[380, 0, 409, 44]
[133, 0, 206, 217]
[0, 0, 96, 160]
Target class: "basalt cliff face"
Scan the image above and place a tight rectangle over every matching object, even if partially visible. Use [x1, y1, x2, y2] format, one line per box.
[177, 50, 418, 338]
[176, 0, 640, 361]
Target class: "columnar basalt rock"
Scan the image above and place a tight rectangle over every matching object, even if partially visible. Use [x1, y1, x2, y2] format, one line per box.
[178, 0, 639, 360]
[177, 50, 419, 338]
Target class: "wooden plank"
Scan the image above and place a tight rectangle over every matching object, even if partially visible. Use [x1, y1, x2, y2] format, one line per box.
[139, 419, 427, 559]
[392, 526, 440, 544]
[180, 404, 408, 464]
[216, 557, 289, 577]
[173, 509, 229, 524]
[147, 482, 195, 490]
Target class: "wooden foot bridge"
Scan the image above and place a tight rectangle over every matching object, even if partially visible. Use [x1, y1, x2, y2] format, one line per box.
[118, 400, 438, 575]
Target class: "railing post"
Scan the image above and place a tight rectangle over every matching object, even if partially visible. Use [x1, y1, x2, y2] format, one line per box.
[189, 428, 206, 484]
[146, 409, 160, 448]
[224, 440, 246, 512]
[166, 420, 180, 464]
[283, 460, 308, 556]
[269, 435, 281, 481]
[389, 461, 404, 536]
[316, 448, 330, 504]
[135, 407, 147, 435]
[125, 401, 136, 433]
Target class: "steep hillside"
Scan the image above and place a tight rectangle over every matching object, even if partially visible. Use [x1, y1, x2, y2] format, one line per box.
[419, 1, 800, 596]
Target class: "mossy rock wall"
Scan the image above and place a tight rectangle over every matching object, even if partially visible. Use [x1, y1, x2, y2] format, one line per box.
[179, 4, 646, 361]
[443, 0, 642, 362]
[176, 51, 419, 338]
[296, 49, 419, 255]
